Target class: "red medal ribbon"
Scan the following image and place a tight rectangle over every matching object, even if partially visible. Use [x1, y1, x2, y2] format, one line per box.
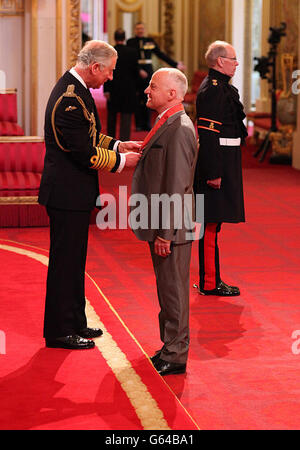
[141, 103, 185, 150]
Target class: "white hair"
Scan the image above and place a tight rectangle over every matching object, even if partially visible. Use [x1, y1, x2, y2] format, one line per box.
[77, 40, 117, 68]
[155, 68, 188, 100]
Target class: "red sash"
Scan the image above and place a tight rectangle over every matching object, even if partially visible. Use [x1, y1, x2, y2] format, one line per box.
[141, 103, 185, 150]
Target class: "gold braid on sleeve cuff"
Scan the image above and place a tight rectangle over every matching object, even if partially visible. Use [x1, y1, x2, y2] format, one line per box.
[98, 133, 115, 150]
[90, 147, 117, 171]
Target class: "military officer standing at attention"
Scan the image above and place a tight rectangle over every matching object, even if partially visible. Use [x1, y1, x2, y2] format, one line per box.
[39, 40, 141, 350]
[127, 22, 185, 131]
[193, 41, 248, 297]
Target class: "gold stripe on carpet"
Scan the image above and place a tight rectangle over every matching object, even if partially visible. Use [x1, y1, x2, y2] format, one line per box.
[0, 243, 171, 430]
[86, 272, 200, 431]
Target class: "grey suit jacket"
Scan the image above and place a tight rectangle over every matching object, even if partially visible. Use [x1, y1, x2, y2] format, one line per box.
[131, 109, 198, 243]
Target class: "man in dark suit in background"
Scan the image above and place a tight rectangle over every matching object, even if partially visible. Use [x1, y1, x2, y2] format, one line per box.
[104, 29, 139, 141]
[39, 40, 141, 350]
[127, 22, 185, 131]
[193, 41, 248, 297]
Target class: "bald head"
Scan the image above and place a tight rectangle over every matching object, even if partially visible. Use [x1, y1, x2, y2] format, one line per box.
[145, 68, 188, 114]
[154, 68, 188, 100]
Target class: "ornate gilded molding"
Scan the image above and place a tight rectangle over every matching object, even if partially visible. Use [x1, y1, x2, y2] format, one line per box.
[0, 88, 17, 94]
[0, 136, 43, 143]
[270, 126, 294, 158]
[197, 0, 227, 71]
[0, 196, 38, 205]
[115, 0, 142, 32]
[0, 0, 24, 15]
[67, 0, 81, 68]
[31, 0, 38, 136]
[116, 0, 143, 11]
[225, 0, 233, 43]
[56, 0, 63, 79]
[163, 0, 175, 57]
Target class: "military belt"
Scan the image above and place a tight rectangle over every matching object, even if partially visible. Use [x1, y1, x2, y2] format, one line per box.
[219, 138, 241, 146]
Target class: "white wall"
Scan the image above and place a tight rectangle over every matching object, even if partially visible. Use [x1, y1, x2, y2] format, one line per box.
[0, 15, 24, 129]
[35, 0, 57, 136]
[231, 0, 245, 102]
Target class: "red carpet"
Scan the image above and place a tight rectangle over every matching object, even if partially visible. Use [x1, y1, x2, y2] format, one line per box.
[0, 240, 198, 430]
[1, 136, 300, 429]
[85, 144, 300, 430]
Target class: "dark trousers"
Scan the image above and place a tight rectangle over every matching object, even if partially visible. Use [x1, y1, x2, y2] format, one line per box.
[107, 108, 132, 141]
[135, 76, 151, 130]
[43, 207, 91, 339]
[149, 241, 192, 364]
[199, 223, 222, 290]
[135, 92, 151, 130]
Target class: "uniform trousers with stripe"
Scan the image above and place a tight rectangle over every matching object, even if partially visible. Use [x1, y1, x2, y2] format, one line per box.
[149, 241, 192, 364]
[198, 223, 222, 290]
[43, 207, 91, 339]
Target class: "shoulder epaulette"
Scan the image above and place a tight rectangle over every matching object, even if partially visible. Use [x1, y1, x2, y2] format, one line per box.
[51, 84, 97, 152]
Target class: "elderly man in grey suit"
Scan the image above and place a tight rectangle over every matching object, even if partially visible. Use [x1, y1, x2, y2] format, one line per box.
[131, 68, 198, 376]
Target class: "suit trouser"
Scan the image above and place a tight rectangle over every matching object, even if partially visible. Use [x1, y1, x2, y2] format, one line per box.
[107, 108, 132, 141]
[149, 241, 192, 364]
[198, 223, 222, 290]
[43, 207, 91, 339]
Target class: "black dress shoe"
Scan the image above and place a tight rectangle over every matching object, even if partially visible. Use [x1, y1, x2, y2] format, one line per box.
[153, 358, 186, 376]
[150, 350, 162, 365]
[194, 280, 240, 296]
[219, 280, 240, 294]
[77, 327, 103, 339]
[45, 335, 95, 349]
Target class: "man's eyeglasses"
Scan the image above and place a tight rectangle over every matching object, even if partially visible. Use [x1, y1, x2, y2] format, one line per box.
[221, 56, 238, 61]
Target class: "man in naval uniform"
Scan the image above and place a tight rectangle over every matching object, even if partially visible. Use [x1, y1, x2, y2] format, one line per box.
[193, 41, 248, 297]
[39, 40, 141, 350]
[131, 68, 198, 376]
[127, 22, 185, 131]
